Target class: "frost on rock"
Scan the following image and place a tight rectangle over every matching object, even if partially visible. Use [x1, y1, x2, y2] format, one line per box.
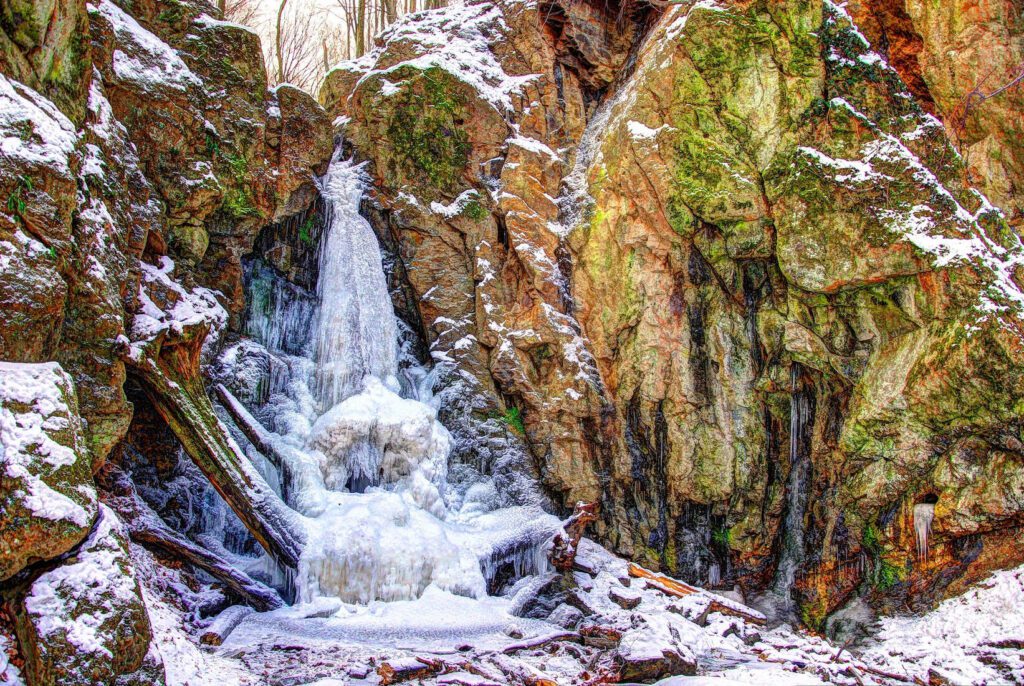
[0, 74, 79, 178]
[0, 361, 97, 580]
[0, 632, 25, 686]
[130, 256, 228, 363]
[792, 99, 1024, 319]
[0, 75, 81, 360]
[16, 505, 152, 685]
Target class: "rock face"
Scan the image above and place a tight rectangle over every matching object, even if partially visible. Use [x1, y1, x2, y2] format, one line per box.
[1, 0, 330, 476]
[87, 0, 333, 318]
[0, 362, 98, 581]
[1, 0, 1022, 658]
[324, 0, 1024, 624]
[14, 506, 155, 686]
[847, 0, 1024, 227]
[0, 0, 92, 124]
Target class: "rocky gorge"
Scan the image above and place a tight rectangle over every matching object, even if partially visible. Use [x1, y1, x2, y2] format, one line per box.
[1, 0, 1024, 683]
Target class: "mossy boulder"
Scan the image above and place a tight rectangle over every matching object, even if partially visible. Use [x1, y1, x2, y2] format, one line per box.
[344, 65, 503, 201]
[0, 362, 98, 581]
[14, 506, 155, 686]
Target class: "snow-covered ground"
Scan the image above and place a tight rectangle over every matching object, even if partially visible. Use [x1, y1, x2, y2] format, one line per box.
[860, 565, 1024, 684]
[123, 535, 1024, 686]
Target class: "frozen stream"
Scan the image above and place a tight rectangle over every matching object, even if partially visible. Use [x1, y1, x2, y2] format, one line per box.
[215, 154, 559, 643]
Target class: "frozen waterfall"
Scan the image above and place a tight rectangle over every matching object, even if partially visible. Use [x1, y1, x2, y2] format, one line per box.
[223, 154, 558, 607]
[313, 161, 399, 407]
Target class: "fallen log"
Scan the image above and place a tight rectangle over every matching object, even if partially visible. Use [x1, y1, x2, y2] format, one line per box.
[214, 383, 294, 490]
[549, 502, 598, 573]
[131, 523, 285, 611]
[102, 468, 285, 611]
[377, 657, 443, 684]
[502, 630, 580, 653]
[117, 292, 306, 569]
[200, 605, 254, 645]
[628, 563, 766, 625]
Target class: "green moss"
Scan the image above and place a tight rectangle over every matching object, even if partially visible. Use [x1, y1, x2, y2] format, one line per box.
[205, 133, 220, 158]
[156, 0, 185, 23]
[874, 559, 906, 590]
[495, 407, 525, 435]
[460, 199, 488, 221]
[299, 214, 315, 245]
[6, 175, 33, 217]
[223, 188, 260, 219]
[226, 153, 248, 178]
[862, 522, 881, 555]
[661, 538, 678, 572]
[382, 67, 471, 194]
[800, 595, 829, 632]
[712, 527, 732, 547]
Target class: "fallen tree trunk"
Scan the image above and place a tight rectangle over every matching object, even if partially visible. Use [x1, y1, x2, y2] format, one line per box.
[628, 563, 766, 625]
[117, 265, 306, 570]
[131, 522, 285, 611]
[102, 468, 285, 611]
[214, 383, 295, 494]
[124, 339, 305, 568]
[201, 605, 255, 645]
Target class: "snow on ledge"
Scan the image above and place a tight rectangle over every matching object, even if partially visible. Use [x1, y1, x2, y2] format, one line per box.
[0, 74, 79, 177]
[331, 1, 539, 114]
[89, 0, 201, 93]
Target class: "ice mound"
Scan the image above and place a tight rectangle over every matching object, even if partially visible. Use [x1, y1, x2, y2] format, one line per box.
[307, 377, 451, 515]
[298, 492, 484, 604]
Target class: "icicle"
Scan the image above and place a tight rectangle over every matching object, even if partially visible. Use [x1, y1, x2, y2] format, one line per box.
[708, 562, 721, 587]
[770, 363, 814, 604]
[913, 503, 935, 561]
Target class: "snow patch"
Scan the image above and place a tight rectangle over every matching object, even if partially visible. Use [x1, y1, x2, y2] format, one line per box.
[0, 361, 94, 527]
[90, 0, 201, 92]
[0, 75, 79, 177]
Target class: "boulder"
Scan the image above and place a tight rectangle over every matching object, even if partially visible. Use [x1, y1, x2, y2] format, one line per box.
[14, 505, 155, 686]
[0, 362, 97, 581]
[608, 586, 641, 610]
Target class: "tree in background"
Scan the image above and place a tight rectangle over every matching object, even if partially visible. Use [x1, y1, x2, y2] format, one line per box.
[223, 0, 448, 92]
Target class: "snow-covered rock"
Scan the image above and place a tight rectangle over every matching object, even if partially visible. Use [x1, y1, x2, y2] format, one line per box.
[0, 361, 97, 580]
[14, 506, 154, 685]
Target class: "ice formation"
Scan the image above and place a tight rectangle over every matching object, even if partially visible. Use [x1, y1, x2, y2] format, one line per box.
[220, 153, 558, 606]
[913, 502, 935, 562]
[313, 160, 400, 407]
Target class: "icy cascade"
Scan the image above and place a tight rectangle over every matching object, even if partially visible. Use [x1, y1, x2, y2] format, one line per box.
[765, 364, 815, 617]
[913, 503, 935, 561]
[226, 155, 558, 606]
[313, 158, 399, 407]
